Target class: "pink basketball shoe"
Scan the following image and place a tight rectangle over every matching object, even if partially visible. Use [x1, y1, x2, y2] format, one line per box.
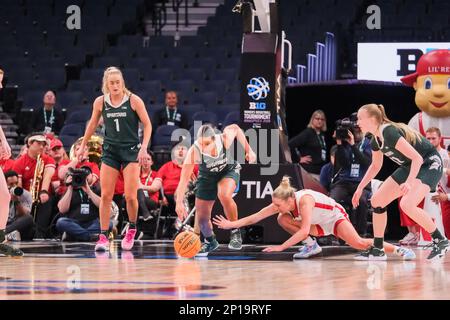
[121, 228, 137, 251]
[95, 234, 111, 251]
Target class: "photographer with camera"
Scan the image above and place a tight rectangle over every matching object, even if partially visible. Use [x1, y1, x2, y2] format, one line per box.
[332, 114, 372, 237]
[4, 170, 35, 241]
[58, 141, 100, 193]
[56, 166, 108, 242]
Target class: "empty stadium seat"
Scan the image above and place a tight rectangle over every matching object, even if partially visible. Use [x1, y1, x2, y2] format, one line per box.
[23, 91, 45, 110]
[191, 111, 218, 127]
[60, 123, 84, 137]
[152, 125, 180, 147]
[222, 111, 240, 127]
[57, 91, 84, 110]
[65, 110, 91, 125]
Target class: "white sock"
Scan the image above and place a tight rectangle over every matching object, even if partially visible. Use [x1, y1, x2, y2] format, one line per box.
[303, 236, 315, 246]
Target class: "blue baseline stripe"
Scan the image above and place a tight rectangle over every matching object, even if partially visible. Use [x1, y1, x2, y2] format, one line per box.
[0, 279, 173, 285]
[204, 256, 255, 260]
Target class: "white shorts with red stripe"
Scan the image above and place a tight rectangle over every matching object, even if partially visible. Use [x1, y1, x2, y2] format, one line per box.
[292, 189, 350, 237]
[314, 204, 349, 237]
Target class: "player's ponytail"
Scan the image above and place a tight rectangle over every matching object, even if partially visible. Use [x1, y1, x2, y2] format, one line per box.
[102, 66, 132, 96]
[273, 176, 296, 201]
[360, 103, 421, 145]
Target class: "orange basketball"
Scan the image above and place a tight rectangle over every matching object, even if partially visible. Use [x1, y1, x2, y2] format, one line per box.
[174, 231, 201, 258]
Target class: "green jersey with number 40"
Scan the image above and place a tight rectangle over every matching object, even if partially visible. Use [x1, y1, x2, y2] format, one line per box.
[370, 123, 435, 166]
[102, 94, 140, 146]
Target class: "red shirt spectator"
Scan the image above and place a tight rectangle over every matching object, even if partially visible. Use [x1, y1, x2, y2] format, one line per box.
[76, 161, 100, 180]
[155, 161, 198, 195]
[51, 158, 70, 195]
[13, 152, 55, 191]
[52, 159, 70, 182]
[0, 158, 15, 173]
[115, 170, 125, 195]
[46, 137, 68, 195]
[141, 170, 159, 202]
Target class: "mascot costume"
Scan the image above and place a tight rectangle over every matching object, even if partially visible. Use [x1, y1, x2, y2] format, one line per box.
[400, 49, 450, 243]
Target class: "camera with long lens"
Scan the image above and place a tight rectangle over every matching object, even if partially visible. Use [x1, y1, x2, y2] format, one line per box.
[335, 113, 358, 140]
[67, 166, 92, 189]
[10, 186, 24, 197]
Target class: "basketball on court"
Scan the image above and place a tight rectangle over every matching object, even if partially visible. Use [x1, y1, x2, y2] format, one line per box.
[174, 231, 201, 258]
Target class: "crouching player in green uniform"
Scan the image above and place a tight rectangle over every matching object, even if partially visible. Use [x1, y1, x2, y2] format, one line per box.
[175, 124, 257, 256]
[352, 103, 449, 260]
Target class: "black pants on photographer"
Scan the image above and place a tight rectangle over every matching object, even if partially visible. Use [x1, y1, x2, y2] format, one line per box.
[6, 215, 35, 240]
[330, 182, 371, 236]
[33, 199, 55, 239]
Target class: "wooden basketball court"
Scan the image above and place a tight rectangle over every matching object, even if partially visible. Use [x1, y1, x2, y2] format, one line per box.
[0, 240, 449, 300]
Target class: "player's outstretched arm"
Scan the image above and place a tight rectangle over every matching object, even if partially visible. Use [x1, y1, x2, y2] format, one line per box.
[213, 204, 279, 229]
[0, 125, 11, 160]
[78, 97, 103, 161]
[175, 147, 198, 220]
[263, 195, 314, 252]
[223, 124, 257, 163]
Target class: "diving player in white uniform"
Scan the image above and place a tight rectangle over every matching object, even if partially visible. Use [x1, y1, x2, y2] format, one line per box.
[214, 176, 415, 260]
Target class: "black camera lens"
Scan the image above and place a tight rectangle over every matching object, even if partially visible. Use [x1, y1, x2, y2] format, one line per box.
[69, 167, 90, 189]
[10, 186, 23, 197]
[335, 115, 358, 140]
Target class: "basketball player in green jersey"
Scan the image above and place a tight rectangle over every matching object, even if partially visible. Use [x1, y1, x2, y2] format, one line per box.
[175, 124, 257, 256]
[77, 67, 152, 252]
[352, 104, 449, 260]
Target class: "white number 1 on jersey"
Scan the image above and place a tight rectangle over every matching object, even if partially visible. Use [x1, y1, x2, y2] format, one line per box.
[114, 119, 120, 132]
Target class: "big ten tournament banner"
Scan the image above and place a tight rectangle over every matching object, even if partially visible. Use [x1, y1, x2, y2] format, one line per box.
[240, 42, 277, 131]
[358, 42, 450, 82]
[212, 163, 304, 244]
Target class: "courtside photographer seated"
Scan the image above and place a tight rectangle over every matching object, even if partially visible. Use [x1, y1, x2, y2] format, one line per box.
[56, 166, 110, 242]
[5, 170, 34, 241]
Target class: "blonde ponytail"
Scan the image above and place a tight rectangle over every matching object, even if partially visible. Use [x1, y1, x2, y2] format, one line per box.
[360, 103, 422, 145]
[272, 176, 296, 201]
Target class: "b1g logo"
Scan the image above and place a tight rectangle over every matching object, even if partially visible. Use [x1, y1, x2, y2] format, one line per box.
[249, 102, 267, 110]
[397, 48, 450, 76]
[397, 49, 423, 77]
